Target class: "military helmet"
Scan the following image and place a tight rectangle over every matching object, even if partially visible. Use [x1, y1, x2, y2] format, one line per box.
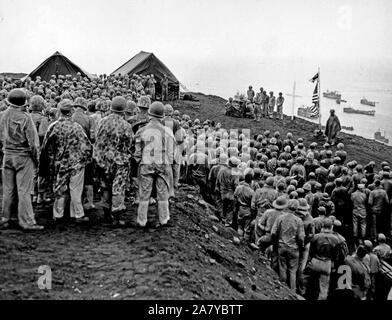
[125, 100, 137, 114]
[137, 95, 151, 109]
[111, 96, 127, 113]
[148, 101, 165, 118]
[74, 97, 88, 110]
[29, 95, 45, 111]
[164, 104, 174, 115]
[58, 99, 74, 111]
[6, 89, 27, 107]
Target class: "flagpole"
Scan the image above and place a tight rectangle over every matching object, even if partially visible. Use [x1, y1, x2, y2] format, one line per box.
[318, 66, 321, 130]
[292, 81, 296, 120]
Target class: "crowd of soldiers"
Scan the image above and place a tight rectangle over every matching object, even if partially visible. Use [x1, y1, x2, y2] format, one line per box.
[0, 74, 392, 300]
[225, 85, 285, 120]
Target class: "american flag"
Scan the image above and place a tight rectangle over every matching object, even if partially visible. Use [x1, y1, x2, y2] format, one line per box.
[310, 83, 320, 117]
[309, 72, 319, 83]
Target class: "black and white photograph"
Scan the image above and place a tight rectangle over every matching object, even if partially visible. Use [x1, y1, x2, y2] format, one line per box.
[0, 0, 392, 311]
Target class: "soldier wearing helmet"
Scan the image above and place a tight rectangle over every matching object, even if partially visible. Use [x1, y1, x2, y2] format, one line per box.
[40, 98, 92, 225]
[29, 95, 47, 142]
[93, 96, 134, 226]
[160, 74, 169, 101]
[276, 92, 284, 120]
[134, 102, 176, 228]
[163, 104, 184, 190]
[335, 143, 347, 164]
[124, 100, 138, 125]
[268, 91, 275, 119]
[173, 109, 180, 120]
[132, 95, 151, 134]
[252, 175, 279, 241]
[0, 89, 43, 231]
[247, 85, 255, 102]
[282, 132, 295, 152]
[72, 97, 94, 141]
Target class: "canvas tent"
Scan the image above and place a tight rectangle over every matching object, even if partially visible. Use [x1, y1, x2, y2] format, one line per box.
[27, 51, 92, 82]
[112, 51, 180, 100]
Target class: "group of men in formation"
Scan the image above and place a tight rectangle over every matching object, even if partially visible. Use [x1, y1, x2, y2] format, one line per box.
[0, 73, 391, 300]
[225, 85, 285, 120]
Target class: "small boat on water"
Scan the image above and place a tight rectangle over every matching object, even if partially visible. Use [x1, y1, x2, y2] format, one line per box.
[323, 90, 342, 100]
[360, 97, 377, 107]
[322, 125, 354, 131]
[343, 107, 375, 116]
[336, 98, 347, 104]
[297, 106, 319, 119]
[374, 130, 389, 144]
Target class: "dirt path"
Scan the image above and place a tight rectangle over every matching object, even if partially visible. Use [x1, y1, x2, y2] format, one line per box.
[0, 184, 298, 300]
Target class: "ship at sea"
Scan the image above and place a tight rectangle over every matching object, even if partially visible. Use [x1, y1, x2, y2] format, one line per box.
[322, 125, 354, 131]
[374, 130, 389, 144]
[360, 97, 376, 107]
[335, 98, 347, 104]
[297, 106, 319, 119]
[323, 90, 342, 100]
[343, 107, 375, 116]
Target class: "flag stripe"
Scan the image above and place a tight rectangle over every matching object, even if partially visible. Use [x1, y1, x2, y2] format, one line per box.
[310, 81, 320, 117]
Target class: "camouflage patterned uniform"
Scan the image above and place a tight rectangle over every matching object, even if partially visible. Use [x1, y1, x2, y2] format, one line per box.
[40, 116, 92, 218]
[93, 113, 134, 215]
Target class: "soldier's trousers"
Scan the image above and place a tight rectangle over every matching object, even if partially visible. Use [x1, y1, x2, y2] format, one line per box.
[278, 246, 299, 290]
[100, 165, 129, 213]
[353, 214, 366, 239]
[53, 168, 85, 219]
[32, 168, 46, 196]
[277, 106, 283, 119]
[137, 165, 171, 226]
[262, 103, 268, 117]
[83, 162, 94, 209]
[254, 105, 262, 121]
[221, 197, 236, 225]
[150, 88, 156, 100]
[268, 105, 274, 117]
[172, 163, 180, 189]
[237, 207, 253, 240]
[1, 154, 37, 228]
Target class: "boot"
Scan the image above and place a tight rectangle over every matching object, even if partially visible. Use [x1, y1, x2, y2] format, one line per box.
[157, 200, 170, 226]
[84, 185, 95, 210]
[111, 210, 126, 228]
[102, 208, 113, 225]
[137, 201, 149, 227]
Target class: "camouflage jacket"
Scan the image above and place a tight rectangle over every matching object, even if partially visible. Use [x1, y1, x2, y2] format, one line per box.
[39, 116, 92, 193]
[93, 113, 134, 171]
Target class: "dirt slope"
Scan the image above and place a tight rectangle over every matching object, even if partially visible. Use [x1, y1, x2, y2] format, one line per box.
[0, 183, 298, 300]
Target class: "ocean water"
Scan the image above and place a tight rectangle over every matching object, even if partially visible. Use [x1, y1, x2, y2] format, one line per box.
[180, 58, 392, 145]
[288, 80, 392, 145]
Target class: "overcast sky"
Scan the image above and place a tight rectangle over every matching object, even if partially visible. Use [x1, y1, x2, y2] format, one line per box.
[1, 0, 391, 92]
